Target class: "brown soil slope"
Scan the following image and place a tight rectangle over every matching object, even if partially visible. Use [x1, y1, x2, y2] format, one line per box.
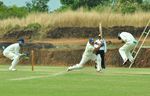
[0, 26, 150, 68]
[0, 48, 150, 68]
[2, 26, 150, 39]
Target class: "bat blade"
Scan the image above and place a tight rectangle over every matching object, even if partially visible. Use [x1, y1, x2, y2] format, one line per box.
[99, 23, 103, 37]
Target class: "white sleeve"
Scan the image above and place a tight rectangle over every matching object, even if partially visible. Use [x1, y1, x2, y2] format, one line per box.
[14, 44, 21, 55]
[104, 39, 107, 53]
[89, 46, 95, 51]
[94, 44, 99, 48]
[95, 39, 102, 48]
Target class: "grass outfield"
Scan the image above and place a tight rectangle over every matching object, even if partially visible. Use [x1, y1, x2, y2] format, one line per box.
[0, 65, 150, 96]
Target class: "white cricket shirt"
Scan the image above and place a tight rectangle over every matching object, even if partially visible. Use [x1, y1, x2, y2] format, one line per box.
[3, 43, 20, 55]
[119, 32, 136, 43]
[95, 39, 107, 53]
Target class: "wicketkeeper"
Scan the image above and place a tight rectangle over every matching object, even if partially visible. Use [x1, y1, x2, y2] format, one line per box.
[67, 38, 102, 72]
[3, 38, 26, 71]
[118, 32, 138, 65]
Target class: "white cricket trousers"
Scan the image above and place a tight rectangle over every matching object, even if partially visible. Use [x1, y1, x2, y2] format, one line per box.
[68, 54, 102, 71]
[3, 52, 20, 70]
[119, 42, 136, 62]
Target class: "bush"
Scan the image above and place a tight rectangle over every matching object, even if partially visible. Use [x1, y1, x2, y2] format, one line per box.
[25, 23, 41, 31]
[93, 5, 105, 12]
[0, 6, 28, 19]
[141, 2, 150, 12]
[121, 3, 137, 14]
[56, 6, 71, 12]
[8, 6, 28, 18]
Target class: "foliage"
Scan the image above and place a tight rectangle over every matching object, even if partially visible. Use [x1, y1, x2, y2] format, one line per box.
[26, 0, 49, 12]
[0, 0, 149, 20]
[135, 0, 143, 4]
[119, 0, 143, 4]
[141, 1, 150, 12]
[0, 1, 3, 6]
[25, 23, 41, 31]
[60, 0, 110, 10]
[56, 5, 71, 12]
[59, 0, 150, 13]
[111, 0, 141, 14]
[0, 0, 50, 19]
[120, 3, 137, 14]
[118, 0, 149, 13]
[0, 5, 28, 19]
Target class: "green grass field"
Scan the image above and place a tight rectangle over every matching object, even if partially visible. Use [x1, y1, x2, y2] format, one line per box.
[0, 65, 150, 96]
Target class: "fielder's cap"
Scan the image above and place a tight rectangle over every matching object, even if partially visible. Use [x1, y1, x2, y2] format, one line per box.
[89, 38, 94, 43]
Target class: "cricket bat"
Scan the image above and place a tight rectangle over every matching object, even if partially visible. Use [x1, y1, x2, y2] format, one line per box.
[99, 23, 103, 38]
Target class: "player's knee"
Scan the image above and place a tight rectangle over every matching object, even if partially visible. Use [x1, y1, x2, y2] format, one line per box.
[76, 64, 83, 68]
[96, 55, 101, 60]
[13, 55, 20, 60]
[119, 47, 124, 53]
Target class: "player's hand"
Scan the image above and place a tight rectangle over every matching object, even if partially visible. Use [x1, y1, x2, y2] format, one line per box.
[19, 53, 25, 56]
[22, 52, 29, 56]
[20, 52, 29, 60]
[121, 40, 125, 43]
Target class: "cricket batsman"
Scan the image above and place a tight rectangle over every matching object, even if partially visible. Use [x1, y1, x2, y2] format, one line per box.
[3, 38, 26, 71]
[118, 32, 138, 65]
[95, 34, 107, 69]
[67, 38, 102, 72]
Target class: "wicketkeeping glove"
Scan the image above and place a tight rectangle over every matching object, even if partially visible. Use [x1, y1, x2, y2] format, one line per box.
[20, 52, 30, 60]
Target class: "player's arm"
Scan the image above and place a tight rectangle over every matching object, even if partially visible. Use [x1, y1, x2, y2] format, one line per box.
[103, 39, 107, 53]
[14, 45, 22, 56]
[14, 45, 28, 57]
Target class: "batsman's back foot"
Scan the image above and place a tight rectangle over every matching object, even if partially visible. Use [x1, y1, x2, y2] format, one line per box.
[9, 68, 17, 71]
[122, 59, 129, 65]
[67, 69, 71, 72]
[96, 68, 102, 72]
[67, 67, 73, 72]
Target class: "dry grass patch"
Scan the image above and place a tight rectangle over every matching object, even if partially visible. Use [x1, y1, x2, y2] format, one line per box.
[0, 11, 149, 34]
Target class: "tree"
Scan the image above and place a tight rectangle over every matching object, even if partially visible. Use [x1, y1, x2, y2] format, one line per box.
[0, 1, 3, 6]
[26, 0, 50, 12]
[141, 0, 150, 12]
[0, 5, 28, 19]
[136, 0, 143, 4]
[8, 6, 28, 18]
[60, 0, 109, 10]
[119, 0, 143, 4]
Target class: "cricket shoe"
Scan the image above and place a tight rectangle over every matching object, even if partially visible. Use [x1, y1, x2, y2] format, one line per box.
[97, 70, 102, 72]
[67, 67, 73, 72]
[122, 59, 128, 65]
[9, 68, 17, 71]
[96, 68, 102, 72]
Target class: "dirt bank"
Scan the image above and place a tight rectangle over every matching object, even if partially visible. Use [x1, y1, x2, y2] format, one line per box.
[1, 26, 150, 68]
[2, 26, 150, 39]
[0, 48, 150, 68]
[44, 26, 150, 38]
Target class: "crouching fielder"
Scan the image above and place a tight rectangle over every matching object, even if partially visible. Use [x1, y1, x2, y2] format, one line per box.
[67, 38, 102, 72]
[3, 38, 25, 71]
[118, 32, 138, 65]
